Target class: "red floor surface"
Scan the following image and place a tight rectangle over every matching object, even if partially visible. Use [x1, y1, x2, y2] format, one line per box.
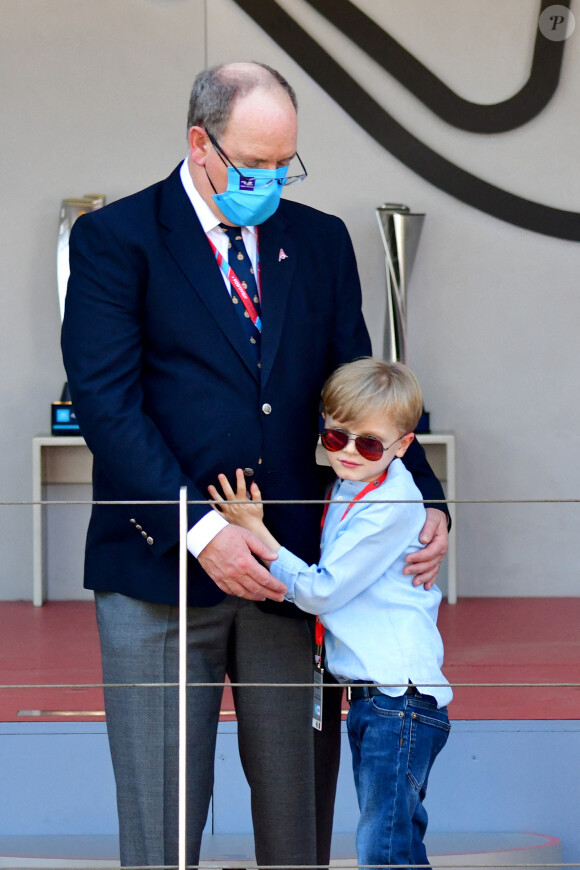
[1, 598, 580, 722]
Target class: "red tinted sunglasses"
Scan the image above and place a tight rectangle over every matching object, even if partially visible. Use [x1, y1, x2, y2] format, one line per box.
[321, 428, 403, 462]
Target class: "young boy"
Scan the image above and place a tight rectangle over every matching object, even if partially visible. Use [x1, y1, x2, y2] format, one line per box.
[209, 358, 452, 868]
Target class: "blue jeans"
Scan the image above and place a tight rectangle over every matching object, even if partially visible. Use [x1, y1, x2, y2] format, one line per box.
[347, 689, 450, 867]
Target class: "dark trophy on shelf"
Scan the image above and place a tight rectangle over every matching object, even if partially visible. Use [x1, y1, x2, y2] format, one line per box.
[376, 203, 429, 432]
[52, 194, 105, 435]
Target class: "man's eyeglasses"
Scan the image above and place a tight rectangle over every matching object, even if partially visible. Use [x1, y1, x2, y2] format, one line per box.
[321, 428, 404, 462]
[206, 130, 307, 188]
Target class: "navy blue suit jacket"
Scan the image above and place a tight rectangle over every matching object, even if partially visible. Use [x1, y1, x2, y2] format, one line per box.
[62, 165, 444, 611]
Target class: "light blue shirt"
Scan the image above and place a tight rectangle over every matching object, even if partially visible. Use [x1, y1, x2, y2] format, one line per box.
[270, 458, 453, 708]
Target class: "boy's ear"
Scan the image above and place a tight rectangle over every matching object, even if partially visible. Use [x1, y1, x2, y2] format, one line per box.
[394, 432, 415, 458]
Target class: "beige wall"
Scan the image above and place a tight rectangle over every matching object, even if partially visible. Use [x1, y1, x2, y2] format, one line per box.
[1, 0, 578, 599]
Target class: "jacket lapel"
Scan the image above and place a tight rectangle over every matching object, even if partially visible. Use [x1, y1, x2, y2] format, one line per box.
[258, 206, 296, 385]
[157, 167, 259, 377]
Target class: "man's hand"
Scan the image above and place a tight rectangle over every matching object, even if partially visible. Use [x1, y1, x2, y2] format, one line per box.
[197, 524, 286, 602]
[404, 508, 448, 590]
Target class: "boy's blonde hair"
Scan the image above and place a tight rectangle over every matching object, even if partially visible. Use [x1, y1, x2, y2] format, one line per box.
[321, 358, 423, 435]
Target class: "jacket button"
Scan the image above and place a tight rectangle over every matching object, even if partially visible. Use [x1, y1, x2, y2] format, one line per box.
[146, 536, 154, 546]
[261, 403, 272, 415]
[244, 467, 254, 478]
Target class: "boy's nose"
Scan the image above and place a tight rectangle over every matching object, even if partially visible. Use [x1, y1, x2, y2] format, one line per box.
[342, 437, 358, 455]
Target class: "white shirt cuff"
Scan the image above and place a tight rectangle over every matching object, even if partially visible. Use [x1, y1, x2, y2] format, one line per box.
[187, 510, 229, 558]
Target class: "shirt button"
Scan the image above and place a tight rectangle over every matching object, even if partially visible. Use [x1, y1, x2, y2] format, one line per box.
[146, 536, 154, 546]
[130, 518, 136, 524]
[261, 403, 272, 415]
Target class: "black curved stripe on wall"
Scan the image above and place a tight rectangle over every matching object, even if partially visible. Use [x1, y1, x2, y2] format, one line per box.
[304, 0, 568, 134]
[231, 0, 580, 242]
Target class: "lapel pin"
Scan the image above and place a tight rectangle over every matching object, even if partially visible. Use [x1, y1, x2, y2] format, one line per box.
[278, 248, 288, 261]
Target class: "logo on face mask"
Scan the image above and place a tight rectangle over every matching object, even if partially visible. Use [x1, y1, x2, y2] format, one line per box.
[213, 166, 288, 226]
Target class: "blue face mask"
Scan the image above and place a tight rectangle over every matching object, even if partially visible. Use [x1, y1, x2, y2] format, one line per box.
[213, 166, 288, 226]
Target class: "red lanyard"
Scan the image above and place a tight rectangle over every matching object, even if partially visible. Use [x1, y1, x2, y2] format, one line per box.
[316, 470, 388, 653]
[207, 230, 262, 331]
[320, 470, 388, 533]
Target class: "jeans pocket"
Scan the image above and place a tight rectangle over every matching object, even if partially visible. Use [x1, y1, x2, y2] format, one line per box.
[369, 696, 407, 718]
[407, 709, 451, 793]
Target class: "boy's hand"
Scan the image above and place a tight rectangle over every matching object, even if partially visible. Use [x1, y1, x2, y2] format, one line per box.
[208, 469, 265, 531]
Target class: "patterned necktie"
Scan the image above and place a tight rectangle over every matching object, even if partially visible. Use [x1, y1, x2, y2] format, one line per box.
[221, 225, 261, 367]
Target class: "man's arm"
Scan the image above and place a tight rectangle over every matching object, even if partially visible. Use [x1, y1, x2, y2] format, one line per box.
[400, 438, 449, 588]
[401, 438, 450, 518]
[62, 212, 207, 551]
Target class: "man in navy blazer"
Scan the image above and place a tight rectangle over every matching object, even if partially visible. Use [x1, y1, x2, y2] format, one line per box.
[62, 62, 449, 870]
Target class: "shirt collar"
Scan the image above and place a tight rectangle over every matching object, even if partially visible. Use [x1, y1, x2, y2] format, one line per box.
[179, 158, 257, 239]
[335, 478, 373, 498]
[334, 462, 397, 497]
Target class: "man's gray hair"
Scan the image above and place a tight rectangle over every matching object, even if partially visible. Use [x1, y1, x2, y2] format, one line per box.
[187, 62, 297, 138]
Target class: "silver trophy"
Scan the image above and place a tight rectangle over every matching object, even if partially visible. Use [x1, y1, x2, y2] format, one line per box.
[57, 194, 105, 320]
[53, 194, 105, 433]
[376, 204, 425, 364]
[376, 203, 429, 431]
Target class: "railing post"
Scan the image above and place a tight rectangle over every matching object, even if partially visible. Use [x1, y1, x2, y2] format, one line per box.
[178, 486, 188, 870]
